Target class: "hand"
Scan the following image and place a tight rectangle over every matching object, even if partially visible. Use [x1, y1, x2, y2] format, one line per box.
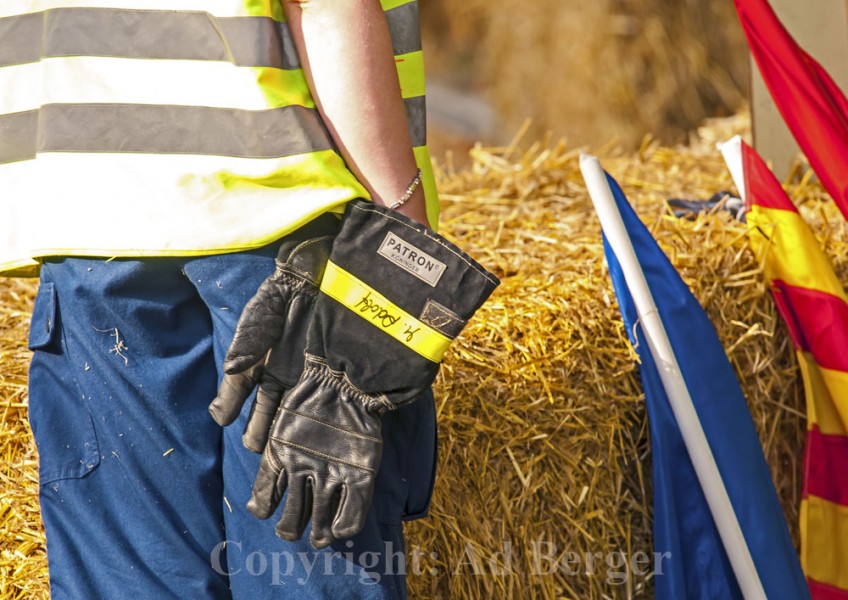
[248, 356, 383, 547]
[248, 200, 500, 547]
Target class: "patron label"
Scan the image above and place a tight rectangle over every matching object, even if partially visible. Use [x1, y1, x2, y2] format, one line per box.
[377, 231, 446, 287]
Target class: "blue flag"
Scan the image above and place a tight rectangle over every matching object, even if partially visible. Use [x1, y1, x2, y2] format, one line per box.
[600, 172, 808, 599]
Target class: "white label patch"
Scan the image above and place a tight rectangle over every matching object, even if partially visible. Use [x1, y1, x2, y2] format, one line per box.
[377, 232, 446, 287]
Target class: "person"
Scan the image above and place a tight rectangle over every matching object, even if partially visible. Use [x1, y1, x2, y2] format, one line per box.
[1, 1, 498, 598]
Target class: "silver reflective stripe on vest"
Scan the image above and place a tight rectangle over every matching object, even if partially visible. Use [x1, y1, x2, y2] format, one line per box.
[0, 9, 300, 69]
[0, 110, 37, 163]
[0, 97, 425, 165]
[384, 2, 422, 56]
[0, 12, 40, 66]
[1, 104, 334, 164]
[404, 96, 427, 149]
[0, 5, 426, 156]
[0, 6, 421, 69]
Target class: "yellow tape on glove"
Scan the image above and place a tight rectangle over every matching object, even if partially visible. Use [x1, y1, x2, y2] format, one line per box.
[320, 261, 452, 363]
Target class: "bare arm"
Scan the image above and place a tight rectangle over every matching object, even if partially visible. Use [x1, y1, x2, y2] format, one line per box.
[281, 0, 429, 226]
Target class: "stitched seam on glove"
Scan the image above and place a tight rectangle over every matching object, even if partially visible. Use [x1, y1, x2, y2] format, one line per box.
[420, 298, 466, 337]
[350, 203, 500, 286]
[271, 438, 378, 473]
[266, 447, 284, 475]
[280, 407, 382, 443]
[272, 269, 316, 294]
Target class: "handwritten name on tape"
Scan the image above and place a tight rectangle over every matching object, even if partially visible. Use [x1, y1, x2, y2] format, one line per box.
[321, 261, 452, 362]
[377, 231, 446, 287]
[355, 292, 421, 342]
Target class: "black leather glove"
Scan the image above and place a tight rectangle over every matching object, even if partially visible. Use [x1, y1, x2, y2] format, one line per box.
[248, 200, 500, 548]
[208, 214, 340, 453]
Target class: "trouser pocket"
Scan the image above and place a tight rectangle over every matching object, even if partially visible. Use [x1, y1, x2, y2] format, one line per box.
[28, 281, 101, 485]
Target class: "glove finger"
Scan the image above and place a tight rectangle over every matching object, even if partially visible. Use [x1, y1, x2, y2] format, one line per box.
[309, 479, 343, 549]
[331, 480, 373, 542]
[275, 475, 314, 543]
[259, 294, 313, 384]
[241, 378, 287, 453]
[247, 450, 288, 520]
[224, 282, 291, 373]
[208, 364, 263, 426]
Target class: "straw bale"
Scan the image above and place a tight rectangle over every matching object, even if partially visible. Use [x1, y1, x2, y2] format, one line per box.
[2, 114, 843, 598]
[421, 0, 749, 150]
[403, 115, 839, 598]
[0, 279, 45, 598]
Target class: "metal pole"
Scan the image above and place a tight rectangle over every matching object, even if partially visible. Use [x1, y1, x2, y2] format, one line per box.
[580, 153, 768, 600]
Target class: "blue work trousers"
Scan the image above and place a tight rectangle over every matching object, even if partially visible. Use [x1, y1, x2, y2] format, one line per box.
[26, 242, 437, 599]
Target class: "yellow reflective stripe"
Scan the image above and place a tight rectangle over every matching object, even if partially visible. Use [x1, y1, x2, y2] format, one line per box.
[800, 351, 848, 436]
[800, 495, 848, 591]
[0, 257, 40, 278]
[380, 0, 415, 10]
[748, 205, 848, 302]
[320, 262, 452, 363]
[414, 145, 440, 231]
[396, 51, 426, 99]
[0, 59, 314, 114]
[0, 1, 284, 20]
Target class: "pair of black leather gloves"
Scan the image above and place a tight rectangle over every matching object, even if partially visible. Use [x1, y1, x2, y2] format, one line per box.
[208, 200, 499, 549]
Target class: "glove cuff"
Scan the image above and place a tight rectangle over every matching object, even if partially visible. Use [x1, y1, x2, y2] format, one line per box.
[305, 200, 500, 407]
[302, 354, 394, 415]
[329, 201, 500, 356]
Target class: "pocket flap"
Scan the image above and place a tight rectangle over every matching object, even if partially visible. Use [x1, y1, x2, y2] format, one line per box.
[29, 282, 57, 350]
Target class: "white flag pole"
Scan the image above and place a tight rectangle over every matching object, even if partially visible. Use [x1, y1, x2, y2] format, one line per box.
[579, 153, 767, 600]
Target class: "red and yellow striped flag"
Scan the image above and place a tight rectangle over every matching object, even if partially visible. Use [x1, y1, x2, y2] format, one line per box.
[722, 136, 848, 599]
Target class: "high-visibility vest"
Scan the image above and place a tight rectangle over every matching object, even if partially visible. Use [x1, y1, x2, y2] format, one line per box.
[0, 0, 438, 277]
